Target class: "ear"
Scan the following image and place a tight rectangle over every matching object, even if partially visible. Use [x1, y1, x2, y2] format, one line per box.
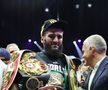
[41, 36, 44, 43]
[90, 46, 95, 54]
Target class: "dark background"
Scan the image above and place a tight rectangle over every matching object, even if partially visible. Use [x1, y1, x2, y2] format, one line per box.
[0, 0, 108, 57]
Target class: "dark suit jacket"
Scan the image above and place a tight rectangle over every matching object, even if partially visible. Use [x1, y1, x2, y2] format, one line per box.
[84, 56, 108, 90]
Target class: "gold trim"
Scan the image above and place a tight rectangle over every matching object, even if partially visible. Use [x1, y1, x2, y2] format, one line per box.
[26, 77, 40, 90]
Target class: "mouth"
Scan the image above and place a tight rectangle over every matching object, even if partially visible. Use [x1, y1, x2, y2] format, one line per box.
[51, 45, 59, 49]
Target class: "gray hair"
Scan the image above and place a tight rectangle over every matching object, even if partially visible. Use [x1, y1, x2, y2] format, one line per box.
[84, 34, 107, 53]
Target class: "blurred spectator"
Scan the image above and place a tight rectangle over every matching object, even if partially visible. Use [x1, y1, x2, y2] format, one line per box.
[6, 43, 20, 61]
[0, 47, 11, 64]
[0, 48, 11, 90]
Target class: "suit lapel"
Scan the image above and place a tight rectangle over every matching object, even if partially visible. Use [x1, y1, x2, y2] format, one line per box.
[84, 70, 92, 90]
[91, 67, 105, 90]
[90, 57, 108, 90]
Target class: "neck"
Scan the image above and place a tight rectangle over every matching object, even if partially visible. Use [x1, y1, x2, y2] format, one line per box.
[92, 54, 106, 68]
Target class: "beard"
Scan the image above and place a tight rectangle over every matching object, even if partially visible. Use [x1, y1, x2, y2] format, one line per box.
[43, 43, 63, 57]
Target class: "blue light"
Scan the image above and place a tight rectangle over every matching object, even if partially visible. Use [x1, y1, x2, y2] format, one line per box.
[78, 39, 81, 43]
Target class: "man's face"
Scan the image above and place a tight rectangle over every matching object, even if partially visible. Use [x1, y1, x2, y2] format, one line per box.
[0, 57, 10, 64]
[82, 43, 93, 66]
[41, 28, 63, 55]
[7, 45, 19, 54]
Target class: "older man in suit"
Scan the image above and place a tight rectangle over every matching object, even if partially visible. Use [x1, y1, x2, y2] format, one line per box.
[82, 34, 108, 90]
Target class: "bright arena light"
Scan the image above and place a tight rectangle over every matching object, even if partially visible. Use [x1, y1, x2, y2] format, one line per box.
[73, 40, 82, 59]
[88, 4, 92, 8]
[45, 8, 49, 12]
[78, 39, 81, 43]
[28, 39, 32, 42]
[75, 4, 80, 9]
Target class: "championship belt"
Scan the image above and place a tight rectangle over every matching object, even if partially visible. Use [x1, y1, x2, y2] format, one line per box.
[19, 51, 48, 75]
[1, 50, 23, 90]
[18, 50, 50, 90]
[39, 85, 63, 90]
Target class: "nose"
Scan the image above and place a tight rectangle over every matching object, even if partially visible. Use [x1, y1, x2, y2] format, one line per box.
[53, 36, 59, 42]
